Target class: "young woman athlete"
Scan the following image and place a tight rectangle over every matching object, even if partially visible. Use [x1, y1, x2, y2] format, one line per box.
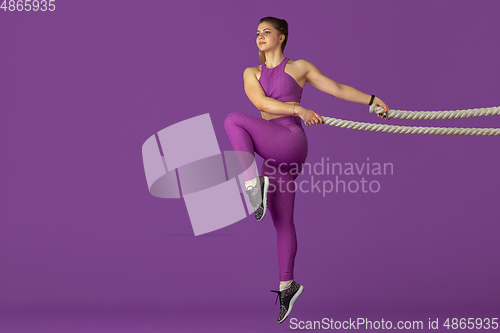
[224, 16, 390, 324]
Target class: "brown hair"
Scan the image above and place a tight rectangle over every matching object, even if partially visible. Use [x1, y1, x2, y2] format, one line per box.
[258, 17, 288, 64]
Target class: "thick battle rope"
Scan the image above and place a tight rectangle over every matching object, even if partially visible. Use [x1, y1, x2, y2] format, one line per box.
[368, 104, 500, 120]
[305, 105, 500, 136]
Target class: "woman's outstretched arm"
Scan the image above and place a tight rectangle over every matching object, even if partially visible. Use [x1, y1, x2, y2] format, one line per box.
[302, 60, 390, 119]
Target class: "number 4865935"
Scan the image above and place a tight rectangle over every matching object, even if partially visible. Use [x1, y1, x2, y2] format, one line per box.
[1, 0, 56, 12]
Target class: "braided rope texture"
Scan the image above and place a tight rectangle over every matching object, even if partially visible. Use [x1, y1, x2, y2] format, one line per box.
[306, 105, 500, 136]
[368, 104, 500, 119]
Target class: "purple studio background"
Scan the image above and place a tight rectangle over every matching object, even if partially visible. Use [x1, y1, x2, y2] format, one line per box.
[1, 0, 499, 322]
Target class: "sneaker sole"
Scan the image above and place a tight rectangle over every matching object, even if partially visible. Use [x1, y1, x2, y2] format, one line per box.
[256, 176, 269, 221]
[278, 285, 304, 324]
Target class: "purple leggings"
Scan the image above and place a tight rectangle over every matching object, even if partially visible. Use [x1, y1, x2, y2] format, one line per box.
[224, 112, 308, 281]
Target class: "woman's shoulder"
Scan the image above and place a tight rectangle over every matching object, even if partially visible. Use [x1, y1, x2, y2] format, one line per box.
[288, 58, 313, 68]
[285, 59, 314, 79]
[243, 63, 262, 72]
[243, 64, 262, 80]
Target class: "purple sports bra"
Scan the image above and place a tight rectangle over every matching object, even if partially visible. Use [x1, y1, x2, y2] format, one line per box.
[258, 57, 303, 103]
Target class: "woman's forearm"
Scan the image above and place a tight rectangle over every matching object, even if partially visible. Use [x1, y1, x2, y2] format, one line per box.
[261, 97, 297, 116]
[337, 84, 374, 106]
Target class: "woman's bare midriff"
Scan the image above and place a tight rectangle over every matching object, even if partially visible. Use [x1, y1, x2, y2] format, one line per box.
[260, 103, 301, 121]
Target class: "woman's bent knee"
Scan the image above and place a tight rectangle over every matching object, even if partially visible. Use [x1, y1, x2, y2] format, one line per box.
[224, 112, 244, 129]
[224, 112, 241, 126]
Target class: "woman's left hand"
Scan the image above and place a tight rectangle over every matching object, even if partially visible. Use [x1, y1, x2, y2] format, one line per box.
[374, 97, 391, 119]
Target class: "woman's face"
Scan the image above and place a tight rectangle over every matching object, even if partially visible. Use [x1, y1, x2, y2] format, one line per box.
[256, 22, 282, 51]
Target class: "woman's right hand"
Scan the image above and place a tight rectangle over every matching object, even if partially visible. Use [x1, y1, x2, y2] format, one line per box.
[296, 106, 324, 125]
